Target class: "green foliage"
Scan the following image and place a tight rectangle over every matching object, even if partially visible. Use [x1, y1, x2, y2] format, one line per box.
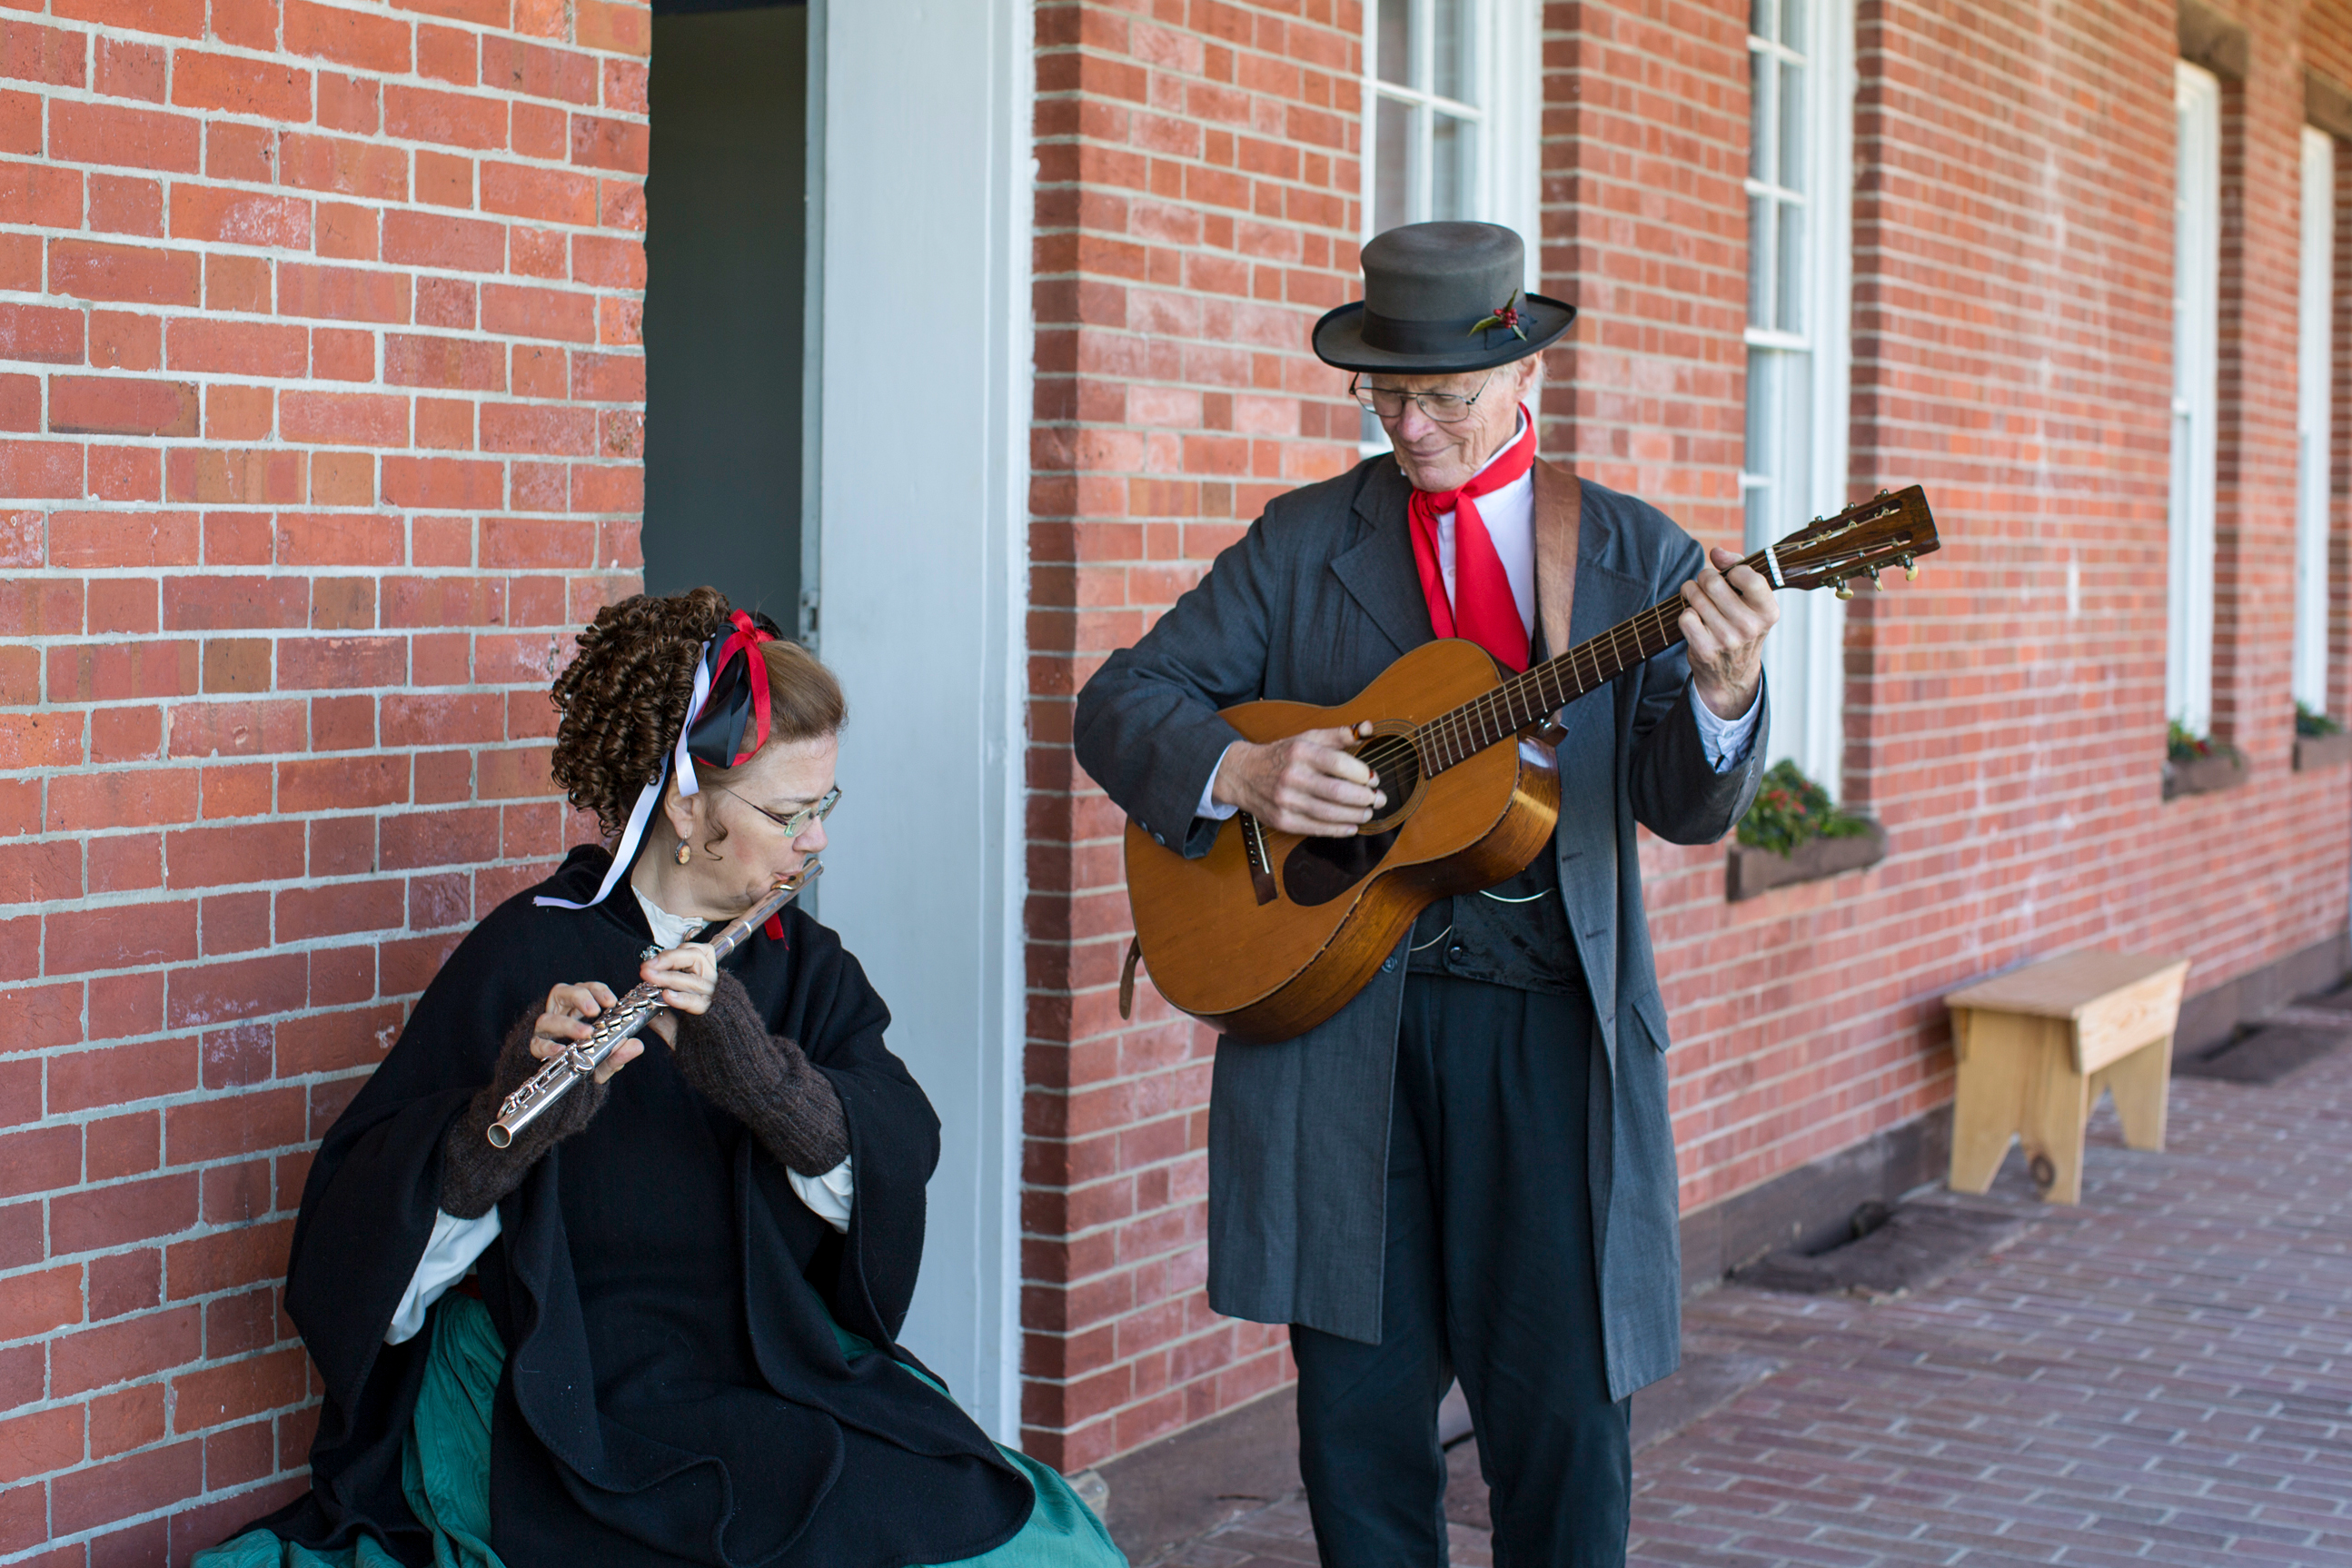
[1735, 759, 1872, 857]
[2297, 700, 2342, 738]
[2168, 719, 2238, 763]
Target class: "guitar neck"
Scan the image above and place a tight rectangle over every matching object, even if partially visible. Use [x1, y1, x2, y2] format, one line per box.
[1418, 547, 1771, 775]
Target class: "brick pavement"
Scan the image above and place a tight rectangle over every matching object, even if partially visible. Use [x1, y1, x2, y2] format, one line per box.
[1158, 1039, 2352, 1566]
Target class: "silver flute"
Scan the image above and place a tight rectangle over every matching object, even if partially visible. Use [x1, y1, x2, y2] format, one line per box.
[486, 860, 822, 1148]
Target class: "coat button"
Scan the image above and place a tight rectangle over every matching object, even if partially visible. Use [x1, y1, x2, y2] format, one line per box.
[1381, 956, 1397, 973]
[1153, 831, 1166, 846]
[1446, 944, 1466, 964]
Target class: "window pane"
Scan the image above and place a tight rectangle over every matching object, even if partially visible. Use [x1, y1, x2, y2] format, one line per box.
[1778, 54, 1806, 194]
[1777, 194, 1804, 333]
[1377, 0, 1412, 87]
[1747, 346, 1813, 546]
[1749, 46, 1773, 184]
[1432, 111, 1474, 221]
[1375, 94, 1412, 233]
[1433, 0, 1472, 104]
[1748, 194, 1774, 328]
[1781, 0, 1806, 47]
[1751, 0, 1771, 41]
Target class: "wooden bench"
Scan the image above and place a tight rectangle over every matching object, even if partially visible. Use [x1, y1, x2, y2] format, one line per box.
[1943, 950, 2189, 1204]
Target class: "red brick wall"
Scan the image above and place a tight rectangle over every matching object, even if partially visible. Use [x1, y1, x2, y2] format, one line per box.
[1024, 0, 1364, 1473]
[1623, 0, 2349, 1220]
[1024, 0, 2352, 1475]
[0, 0, 646, 1549]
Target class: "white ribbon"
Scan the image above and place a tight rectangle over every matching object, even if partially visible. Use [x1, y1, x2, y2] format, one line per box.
[534, 636, 721, 912]
[671, 654, 715, 799]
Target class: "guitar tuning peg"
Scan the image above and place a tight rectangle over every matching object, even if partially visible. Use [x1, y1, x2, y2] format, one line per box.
[1898, 553, 1917, 581]
[1867, 569, 1883, 592]
[1834, 578, 1855, 600]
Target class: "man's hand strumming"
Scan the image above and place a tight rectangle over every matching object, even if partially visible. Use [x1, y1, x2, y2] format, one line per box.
[1211, 721, 1387, 838]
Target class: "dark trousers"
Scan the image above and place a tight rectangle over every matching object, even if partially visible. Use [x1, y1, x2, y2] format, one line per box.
[1291, 975, 1630, 1568]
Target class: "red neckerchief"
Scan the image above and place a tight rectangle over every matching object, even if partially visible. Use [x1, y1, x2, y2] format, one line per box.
[1404, 410, 1537, 670]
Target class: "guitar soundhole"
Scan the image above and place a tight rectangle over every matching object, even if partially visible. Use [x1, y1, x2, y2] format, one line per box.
[1283, 829, 1398, 908]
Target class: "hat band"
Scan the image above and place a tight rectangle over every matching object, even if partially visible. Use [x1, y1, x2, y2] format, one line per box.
[1359, 305, 1535, 357]
[1360, 307, 1471, 354]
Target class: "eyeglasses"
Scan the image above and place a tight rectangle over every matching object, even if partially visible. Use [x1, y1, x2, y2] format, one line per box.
[717, 784, 840, 840]
[1348, 371, 1498, 425]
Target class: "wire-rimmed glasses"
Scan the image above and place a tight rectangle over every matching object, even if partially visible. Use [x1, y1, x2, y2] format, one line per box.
[1348, 370, 1498, 425]
[717, 784, 840, 840]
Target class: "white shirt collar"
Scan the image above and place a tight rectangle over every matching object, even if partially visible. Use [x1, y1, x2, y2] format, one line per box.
[632, 885, 704, 950]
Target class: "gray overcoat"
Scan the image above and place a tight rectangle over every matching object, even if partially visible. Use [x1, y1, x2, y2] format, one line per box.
[1072, 454, 1768, 1401]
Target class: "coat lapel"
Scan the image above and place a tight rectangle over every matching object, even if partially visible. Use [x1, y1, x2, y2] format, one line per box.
[1330, 459, 1434, 658]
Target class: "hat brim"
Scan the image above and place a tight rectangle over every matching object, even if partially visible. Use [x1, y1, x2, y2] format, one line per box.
[1311, 293, 1576, 374]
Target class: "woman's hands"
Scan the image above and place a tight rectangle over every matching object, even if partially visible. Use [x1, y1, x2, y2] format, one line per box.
[532, 981, 636, 1083]
[636, 944, 717, 1046]
[532, 943, 718, 1079]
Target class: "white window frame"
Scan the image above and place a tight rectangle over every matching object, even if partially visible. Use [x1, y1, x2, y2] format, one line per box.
[1741, 0, 1855, 788]
[2297, 125, 2334, 719]
[1358, 0, 1540, 457]
[2170, 62, 2221, 738]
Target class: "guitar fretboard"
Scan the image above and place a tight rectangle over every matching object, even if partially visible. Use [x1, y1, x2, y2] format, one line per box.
[1414, 547, 1771, 775]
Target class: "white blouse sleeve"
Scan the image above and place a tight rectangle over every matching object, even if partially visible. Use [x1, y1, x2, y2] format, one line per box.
[386, 1207, 503, 1345]
[788, 1156, 854, 1234]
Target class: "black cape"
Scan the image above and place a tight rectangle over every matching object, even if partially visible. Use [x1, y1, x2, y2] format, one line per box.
[251, 846, 1034, 1567]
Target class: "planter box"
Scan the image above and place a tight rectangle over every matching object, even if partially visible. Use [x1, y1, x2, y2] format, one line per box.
[2162, 752, 2248, 799]
[2295, 731, 2352, 771]
[1726, 821, 1888, 903]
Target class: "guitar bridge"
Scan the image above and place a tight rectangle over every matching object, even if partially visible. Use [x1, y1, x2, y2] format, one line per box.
[1238, 812, 1279, 906]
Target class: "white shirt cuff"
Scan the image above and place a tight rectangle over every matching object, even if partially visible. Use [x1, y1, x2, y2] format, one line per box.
[1195, 741, 1240, 821]
[1691, 679, 1763, 774]
[387, 1207, 502, 1345]
[789, 1155, 855, 1234]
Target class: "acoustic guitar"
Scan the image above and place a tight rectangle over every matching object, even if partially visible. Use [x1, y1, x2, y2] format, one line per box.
[1120, 486, 1941, 1045]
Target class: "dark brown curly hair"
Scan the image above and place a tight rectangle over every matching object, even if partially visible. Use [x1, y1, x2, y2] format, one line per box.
[549, 588, 846, 839]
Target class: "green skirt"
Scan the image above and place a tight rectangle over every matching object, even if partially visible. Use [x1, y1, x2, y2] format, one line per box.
[196, 1295, 1124, 1568]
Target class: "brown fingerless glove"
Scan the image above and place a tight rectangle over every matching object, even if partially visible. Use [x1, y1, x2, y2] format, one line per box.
[670, 972, 850, 1176]
[438, 1010, 611, 1219]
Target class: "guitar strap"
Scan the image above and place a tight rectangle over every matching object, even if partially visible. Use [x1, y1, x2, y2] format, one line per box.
[1531, 457, 1583, 711]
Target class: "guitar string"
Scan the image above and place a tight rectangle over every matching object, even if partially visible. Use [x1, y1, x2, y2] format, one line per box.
[1344, 514, 1905, 781]
[1414, 550, 1766, 775]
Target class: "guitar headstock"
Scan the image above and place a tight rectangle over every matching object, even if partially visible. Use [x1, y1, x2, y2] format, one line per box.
[1763, 486, 1940, 600]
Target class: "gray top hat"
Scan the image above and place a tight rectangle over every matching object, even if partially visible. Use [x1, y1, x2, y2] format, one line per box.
[1313, 222, 1574, 374]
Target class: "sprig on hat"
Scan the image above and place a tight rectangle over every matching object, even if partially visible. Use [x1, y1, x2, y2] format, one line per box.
[1469, 289, 1527, 342]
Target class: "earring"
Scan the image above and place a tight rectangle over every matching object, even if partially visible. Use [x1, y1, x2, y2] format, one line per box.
[674, 840, 692, 865]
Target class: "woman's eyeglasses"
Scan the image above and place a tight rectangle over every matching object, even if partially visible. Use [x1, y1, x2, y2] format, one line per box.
[717, 784, 840, 840]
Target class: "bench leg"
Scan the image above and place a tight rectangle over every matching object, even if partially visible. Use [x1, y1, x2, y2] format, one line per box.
[1949, 1010, 2024, 1195]
[2020, 1018, 2089, 1204]
[2095, 1034, 2171, 1153]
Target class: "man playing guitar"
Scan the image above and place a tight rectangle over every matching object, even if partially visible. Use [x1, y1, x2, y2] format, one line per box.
[1076, 221, 1780, 1567]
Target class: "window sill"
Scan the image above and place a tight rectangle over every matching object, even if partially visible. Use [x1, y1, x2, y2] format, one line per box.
[2294, 732, 2352, 771]
[2162, 753, 2248, 799]
[1725, 821, 1887, 903]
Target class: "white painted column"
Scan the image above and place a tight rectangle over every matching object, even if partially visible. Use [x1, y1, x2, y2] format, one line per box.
[807, 0, 1030, 1442]
[2297, 126, 2334, 719]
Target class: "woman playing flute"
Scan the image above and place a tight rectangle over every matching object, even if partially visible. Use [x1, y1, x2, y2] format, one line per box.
[200, 589, 1122, 1568]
